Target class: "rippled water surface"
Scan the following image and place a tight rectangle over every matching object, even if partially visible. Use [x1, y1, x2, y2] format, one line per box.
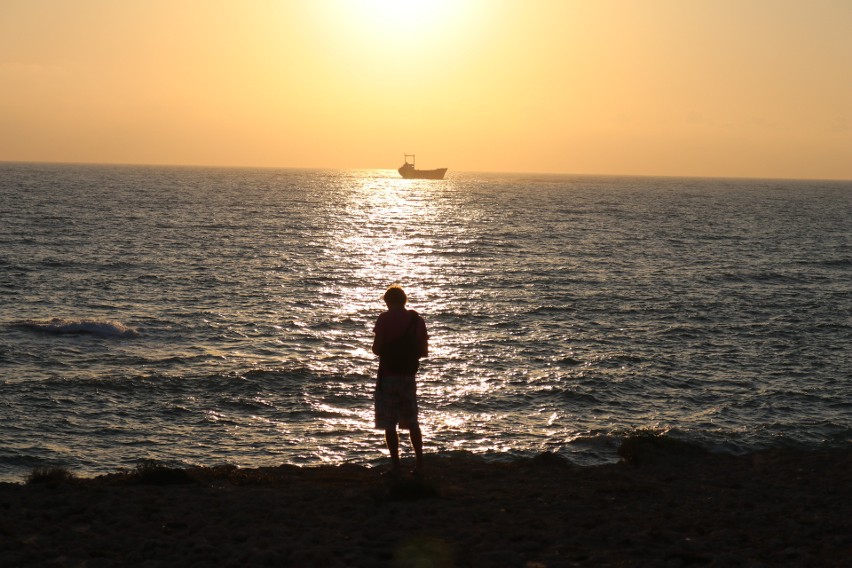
[1, 163, 850, 481]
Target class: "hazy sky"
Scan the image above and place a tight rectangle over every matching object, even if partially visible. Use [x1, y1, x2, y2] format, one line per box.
[2, 0, 850, 179]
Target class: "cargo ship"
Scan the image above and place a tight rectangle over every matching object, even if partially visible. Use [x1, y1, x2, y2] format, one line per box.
[398, 154, 447, 180]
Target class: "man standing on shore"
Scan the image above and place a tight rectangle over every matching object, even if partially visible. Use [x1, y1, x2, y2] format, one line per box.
[372, 285, 428, 476]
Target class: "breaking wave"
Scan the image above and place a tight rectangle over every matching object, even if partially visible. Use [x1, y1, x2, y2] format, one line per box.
[15, 318, 139, 338]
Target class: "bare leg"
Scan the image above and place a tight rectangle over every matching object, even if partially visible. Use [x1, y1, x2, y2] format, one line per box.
[384, 428, 401, 472]
[409, 425, 424, 473]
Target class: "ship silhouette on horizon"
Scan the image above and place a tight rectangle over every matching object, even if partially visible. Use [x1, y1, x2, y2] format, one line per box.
[398, 154, 447, 180]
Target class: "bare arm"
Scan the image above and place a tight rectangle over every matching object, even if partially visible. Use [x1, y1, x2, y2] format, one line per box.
[419, 320, 429, 358]
[372, 330, 384, 356]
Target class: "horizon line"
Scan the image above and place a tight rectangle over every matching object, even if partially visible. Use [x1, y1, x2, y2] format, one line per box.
[1, 159, 850, 183]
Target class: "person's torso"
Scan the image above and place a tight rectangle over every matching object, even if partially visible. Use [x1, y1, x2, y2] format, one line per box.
[376, 309, 426, 376]
[375, 309, 417, 342]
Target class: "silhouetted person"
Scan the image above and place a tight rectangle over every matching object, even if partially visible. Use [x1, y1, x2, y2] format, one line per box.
[372, 285, 428, 476]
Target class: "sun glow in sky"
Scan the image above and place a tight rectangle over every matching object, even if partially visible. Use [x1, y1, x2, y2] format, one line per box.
[1, 0, 850, 179]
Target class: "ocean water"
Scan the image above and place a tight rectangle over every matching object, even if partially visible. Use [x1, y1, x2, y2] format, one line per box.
[1, 163, 850, 482]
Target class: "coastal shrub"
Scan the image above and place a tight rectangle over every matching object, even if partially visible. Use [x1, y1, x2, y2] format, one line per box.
[132, 460, 196, 485]
[26, 466, 76, 485]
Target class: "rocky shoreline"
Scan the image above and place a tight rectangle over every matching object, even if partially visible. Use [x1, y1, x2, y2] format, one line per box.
[1, 442, 850, 567]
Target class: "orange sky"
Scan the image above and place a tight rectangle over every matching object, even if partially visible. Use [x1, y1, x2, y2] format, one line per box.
[1, 0, 850, 179]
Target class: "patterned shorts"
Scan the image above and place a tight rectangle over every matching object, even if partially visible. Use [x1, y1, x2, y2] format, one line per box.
[374, 374, 419, 430]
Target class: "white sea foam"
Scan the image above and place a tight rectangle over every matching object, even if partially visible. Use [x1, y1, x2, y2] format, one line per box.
[18, 318, 140, 338]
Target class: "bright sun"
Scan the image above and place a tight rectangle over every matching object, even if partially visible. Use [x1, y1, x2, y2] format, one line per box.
[307, 0, 483, 92]
[334, 0, 460, 45]
[360, 0, 452, 27]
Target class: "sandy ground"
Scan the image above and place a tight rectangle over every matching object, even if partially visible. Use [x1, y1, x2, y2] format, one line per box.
[1, 441, 850, 567]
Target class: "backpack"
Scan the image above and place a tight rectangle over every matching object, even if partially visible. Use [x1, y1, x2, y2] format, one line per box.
[380, 312, 422, 374]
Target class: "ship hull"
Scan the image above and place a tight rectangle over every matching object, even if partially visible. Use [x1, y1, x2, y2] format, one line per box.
[398, 167, 447, 180]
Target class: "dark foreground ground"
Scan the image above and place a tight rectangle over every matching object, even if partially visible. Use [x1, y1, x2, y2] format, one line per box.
[1, 439, 850, 567]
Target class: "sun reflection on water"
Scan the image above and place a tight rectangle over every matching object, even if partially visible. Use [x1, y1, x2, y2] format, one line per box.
[321, 171, 495, 451]
[279, 170, 588, 463]
[329, 172, 455, 322]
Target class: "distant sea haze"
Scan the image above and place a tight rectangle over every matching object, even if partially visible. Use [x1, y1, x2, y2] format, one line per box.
[1, 163, 850, 482]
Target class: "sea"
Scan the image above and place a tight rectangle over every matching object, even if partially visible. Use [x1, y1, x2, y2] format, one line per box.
[1, 163, 850, 482]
